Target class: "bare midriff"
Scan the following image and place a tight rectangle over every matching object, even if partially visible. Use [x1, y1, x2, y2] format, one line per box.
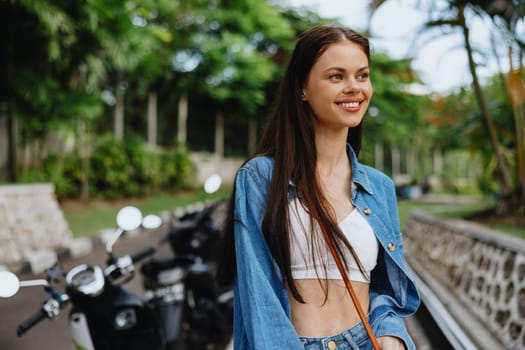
[288, 279, 369, 337]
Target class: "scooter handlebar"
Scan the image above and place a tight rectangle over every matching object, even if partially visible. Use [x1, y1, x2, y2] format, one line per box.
[131, 247, 156, 264]
[17, 308, 47, 336]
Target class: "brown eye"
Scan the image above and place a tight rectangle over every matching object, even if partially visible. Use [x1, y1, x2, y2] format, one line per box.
[357, 72, 369, 80]
[329, 74, 343, 81]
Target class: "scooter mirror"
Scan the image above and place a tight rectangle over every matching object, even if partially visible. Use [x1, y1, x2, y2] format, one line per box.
[0, 271, 20, 298]
[204, 174, 222, 194]
[142, 214, 162, 229]
[116, 206, 143, 231]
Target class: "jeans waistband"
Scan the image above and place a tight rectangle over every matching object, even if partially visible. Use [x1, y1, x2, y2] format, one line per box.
[299, 320, 369, 349]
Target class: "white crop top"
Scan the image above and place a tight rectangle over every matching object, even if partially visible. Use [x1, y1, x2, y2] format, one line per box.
[288, 199, 378, 283]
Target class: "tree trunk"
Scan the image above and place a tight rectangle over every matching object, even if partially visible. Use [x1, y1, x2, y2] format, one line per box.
[215, 111, 224, 159]
[7, 111, 18, 181]
[433, 149, 443, 177]
[114, 88, 124, 140]
[391, 147, 401, 177]
[0, 104, 11, 181]
[506, 52, 525, 206]
[514, 97, 525, 202]
[78, 118, 90, 201]
[248, 118, 257, 155]
[177, 94, 188, 148]
[147, 91, 157, 147]
[459, 6, 513, 196]
[407, 148, 415, 181]
[374, 143, 384, 171]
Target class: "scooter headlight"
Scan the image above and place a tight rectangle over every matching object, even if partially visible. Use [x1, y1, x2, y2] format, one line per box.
[66, 265, 105, 296]
[114, 308, 137, 330]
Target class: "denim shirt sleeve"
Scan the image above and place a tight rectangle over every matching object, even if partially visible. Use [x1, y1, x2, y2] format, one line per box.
[232, 158, 305, 349]
[361, 170, 419, 350]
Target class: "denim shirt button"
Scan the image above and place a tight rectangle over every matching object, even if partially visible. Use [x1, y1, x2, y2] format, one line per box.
[388, 242, 396, 251]
[364, 207, 372, 215]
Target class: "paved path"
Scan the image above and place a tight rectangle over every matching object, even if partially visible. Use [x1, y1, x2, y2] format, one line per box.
[0, 225, 175, 350]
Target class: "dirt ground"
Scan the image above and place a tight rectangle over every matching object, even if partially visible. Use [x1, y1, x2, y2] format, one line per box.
[465, 206, 525, 232]
[473, 213, 525, 227]
[59, 196, 151, 212]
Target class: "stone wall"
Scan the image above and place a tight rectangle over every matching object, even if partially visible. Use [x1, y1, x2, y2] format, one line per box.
[189, 152, 244, 187]
[404, 210, 525, 350]
[0, 112, 8, 182]
[0, 183, 73, 272]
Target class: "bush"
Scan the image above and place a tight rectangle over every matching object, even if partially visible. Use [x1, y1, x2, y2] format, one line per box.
[89, 134, 194, 198]
[89, 135, 138, 198]
[17, 134, 195, 200]
[160, 146, 195, 191]
[18, 153, 81, 199]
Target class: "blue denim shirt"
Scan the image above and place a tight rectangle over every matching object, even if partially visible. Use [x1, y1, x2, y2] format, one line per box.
[232, 145, 420, 349]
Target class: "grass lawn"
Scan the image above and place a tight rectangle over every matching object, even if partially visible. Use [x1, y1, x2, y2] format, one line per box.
[397, 197, 493, 227]
[62, 189, 231, 238]
[63, 191, 524, 240]
[397, 195, 525, 239]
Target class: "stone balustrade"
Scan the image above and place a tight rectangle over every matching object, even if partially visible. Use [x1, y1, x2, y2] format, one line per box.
[404, 210, 525, 350]
[0, 183, 73, 273]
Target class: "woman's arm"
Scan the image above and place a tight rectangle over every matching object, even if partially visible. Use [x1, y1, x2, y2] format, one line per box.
[233, 163, 304, 349]
[369, 175, 419, 350]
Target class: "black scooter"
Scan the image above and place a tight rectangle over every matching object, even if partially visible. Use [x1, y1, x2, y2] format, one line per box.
[0, 206, 166, 349]
[139, 174, 233, 349]
[0, 175, 233, 349]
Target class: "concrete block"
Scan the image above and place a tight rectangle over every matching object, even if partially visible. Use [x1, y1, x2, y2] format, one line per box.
[99, 228, 115, 245]
[64, 237, 93, 258]
[23, 249, 58, 274]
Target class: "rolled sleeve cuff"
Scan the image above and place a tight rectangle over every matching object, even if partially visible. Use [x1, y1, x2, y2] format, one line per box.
[372, 314, 416, 350]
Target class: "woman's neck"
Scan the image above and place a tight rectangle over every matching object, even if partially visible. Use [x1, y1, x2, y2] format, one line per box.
[315, 131, 349, 177]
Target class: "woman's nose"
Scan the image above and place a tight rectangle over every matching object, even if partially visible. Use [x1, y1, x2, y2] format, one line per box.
[342, 79, 358, 94]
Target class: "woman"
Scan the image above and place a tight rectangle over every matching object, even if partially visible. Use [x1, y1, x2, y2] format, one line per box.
[217, 24, 420, 350]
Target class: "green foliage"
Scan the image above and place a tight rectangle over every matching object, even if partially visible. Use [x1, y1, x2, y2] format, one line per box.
[18, 153, 82, 199]
[365, 53, 427, 149]
[16, 135, 194, 200]
[159, 146, 195, 190]
[89, 135, 194, 199]
[4, 0, 443, 199]
[427, 73, 516, 195]
[90, 135, 137, 198]
[171, 0, 295, 115]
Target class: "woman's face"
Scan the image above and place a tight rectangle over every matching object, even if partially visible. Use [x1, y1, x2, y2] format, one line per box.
[302, 40, 372, 132]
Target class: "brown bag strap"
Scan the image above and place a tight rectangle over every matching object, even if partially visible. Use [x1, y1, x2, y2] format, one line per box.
[320, 225, 381, 350]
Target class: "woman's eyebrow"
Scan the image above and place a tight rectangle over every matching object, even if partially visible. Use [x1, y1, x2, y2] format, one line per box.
[323, 66, 369, 73]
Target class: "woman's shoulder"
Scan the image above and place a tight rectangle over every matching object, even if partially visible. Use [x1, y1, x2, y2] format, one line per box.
[238, 155, 274, 177]
[357, 162, 395, 188]
[234, 156, 274, 203]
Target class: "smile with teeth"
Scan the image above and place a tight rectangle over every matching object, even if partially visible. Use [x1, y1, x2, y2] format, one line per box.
[338, 101, 360, 108]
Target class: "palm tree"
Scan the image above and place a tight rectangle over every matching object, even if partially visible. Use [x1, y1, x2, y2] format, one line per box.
[368, 0, 524, 212]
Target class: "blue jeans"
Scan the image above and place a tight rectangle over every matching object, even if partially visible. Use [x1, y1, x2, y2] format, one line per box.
[299, 321, 371, 350]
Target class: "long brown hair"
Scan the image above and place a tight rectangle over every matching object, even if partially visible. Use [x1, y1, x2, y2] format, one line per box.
[217, 24, 371, 302]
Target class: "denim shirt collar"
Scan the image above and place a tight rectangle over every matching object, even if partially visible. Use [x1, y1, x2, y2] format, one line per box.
[346, 143, 373, 196]
[288, 143, 373, 196]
